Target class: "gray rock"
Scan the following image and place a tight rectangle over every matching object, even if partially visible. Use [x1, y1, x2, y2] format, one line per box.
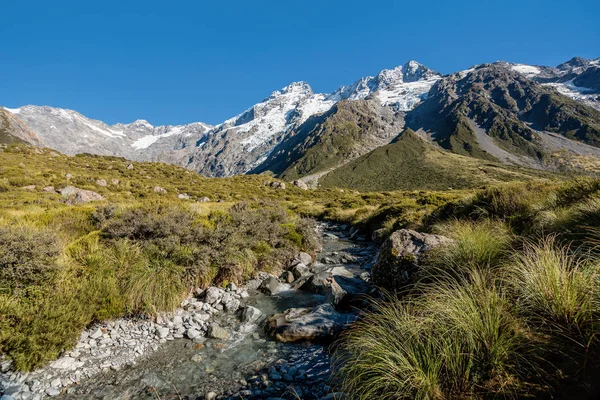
[198, 196, 211, 202]
[294, 252, 313, 266]
[224, 298, 241, 312]
[281, 271, 295, 283]
[50, 356, 84, 371]
[59, 186, 104, 204]
[95, 179, 107, 187]
[90, 328, 103, 339]
[156, 327, 170, 339]
[204, 287, 222, 304]
[207, 324, 229, 340]
[42, 186, 55, 193]
[153, 186, 167, 194]
[126, 163, 134, 170]
[111, 178, 120, 185]
[45, 388, 61, 397]
[325, 275, 373, 309]
[186, 328, 202, 340]
[259, 277, 289, 295]
[291, 263, 311, 279]
[292, 180, 308, 190]
[266, 304, 353, 343]
[241, 306, 263, 324]
[206, 392, 217, 400]
[372, 229, 453, 290]
[177, 193, 190, 199]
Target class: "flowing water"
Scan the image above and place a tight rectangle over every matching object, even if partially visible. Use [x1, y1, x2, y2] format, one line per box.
[62, 224, 376, 400]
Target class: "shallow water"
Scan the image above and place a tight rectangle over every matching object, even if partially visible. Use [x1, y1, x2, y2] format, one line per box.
[62, 224, 375, 400]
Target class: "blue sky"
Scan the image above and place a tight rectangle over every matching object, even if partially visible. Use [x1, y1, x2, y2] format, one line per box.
[1, 0, 598, 126]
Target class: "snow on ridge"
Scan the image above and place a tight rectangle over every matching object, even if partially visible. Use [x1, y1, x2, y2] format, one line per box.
[511, 64, 542, 77]
[131, 125, 190, 150]
[3, 107, 21, 114]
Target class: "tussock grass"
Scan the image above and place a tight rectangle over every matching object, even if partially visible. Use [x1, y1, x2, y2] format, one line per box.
[336, 270, 529, 399]
[505, 238, 600, 340]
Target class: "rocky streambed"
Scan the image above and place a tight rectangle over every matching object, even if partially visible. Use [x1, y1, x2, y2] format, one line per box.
[0, 223, 379, 400]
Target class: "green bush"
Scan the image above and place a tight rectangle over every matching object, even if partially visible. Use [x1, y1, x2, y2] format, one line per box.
[0, 224, 60, 291]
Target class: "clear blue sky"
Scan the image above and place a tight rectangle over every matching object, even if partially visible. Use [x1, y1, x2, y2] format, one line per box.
[1, 0, 598, 126]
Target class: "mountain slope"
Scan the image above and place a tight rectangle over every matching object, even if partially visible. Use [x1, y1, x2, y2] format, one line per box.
[0, 108, 40, 145]
[252, 99, 403, 179]
[406, 63, 600, 168]
[2, 106, 213, 163]
[319, 129, 548, 191]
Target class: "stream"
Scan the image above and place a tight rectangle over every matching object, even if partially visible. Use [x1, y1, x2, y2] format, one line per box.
[59, 223, 377, 400]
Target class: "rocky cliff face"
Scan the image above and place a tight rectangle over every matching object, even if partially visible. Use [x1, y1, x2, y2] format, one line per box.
[406, 63, 600, 168]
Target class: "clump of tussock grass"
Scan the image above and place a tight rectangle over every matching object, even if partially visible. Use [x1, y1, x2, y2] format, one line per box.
[505, 237, 600, 340]
[335, 269, 530, 399]
[423, 219, 513, 281]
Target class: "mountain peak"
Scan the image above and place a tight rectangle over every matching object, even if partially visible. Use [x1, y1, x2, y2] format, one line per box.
[279, 81, 313, 95]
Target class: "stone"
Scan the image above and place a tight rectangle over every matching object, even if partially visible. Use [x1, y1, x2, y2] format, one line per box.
[292, 180, 308, 190]
[153, 186, 167, 194]
[325, 275, 373, 309]
[65, 173, 73, 180]
[241, 306, 263, 324]
[50, 356, 84, 371]
[186, 328, 202, 340]
[50, 378, 62, 388]
[111, 178, 120, 185]
[206, 392, 217, 400]
[0, 395, 15, 400]
[323, 233, 338, 241]
[204, 287, 222, 304]
[156, 327, 170, 339]
[294, 252, 313, 266]
[270, 181, 286, 190]
[265, 304, 353, 343]
[95, 179, 107, 187]
[372, 229, 453, 290]
[259, 277, 289, 295]
[43, 186, 55, 193]
[198, 196, 211, 202]
[226, 282, 238, 291]
[191, 354, 204, 363]
[177, 193, 190, 199]
[90, 328, 103, 339]
[281, 271, 295, 283]
[207, 324, 229, 340]
[329, 266, 355, 278]
[45, 388, 61, 397]
[291, 263, 311, 279]
[224, 298, 241, 313]
[59, 186, 104, 204]
[126, 163, 134, 170]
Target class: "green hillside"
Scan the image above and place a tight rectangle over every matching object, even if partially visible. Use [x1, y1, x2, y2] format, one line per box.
[319, 129, 549, 191]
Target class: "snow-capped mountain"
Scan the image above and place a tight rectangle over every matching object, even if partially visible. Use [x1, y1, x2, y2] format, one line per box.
[329, 61, 441, 111]
[508, 57, 600, 110]
[3, 105, 213, 163]
[3, 60, 438, 176]
[185, 61, 439, 176]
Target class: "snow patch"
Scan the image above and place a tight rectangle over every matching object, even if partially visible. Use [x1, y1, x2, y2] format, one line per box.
[511, 64, 541, 77]
[131, 126, 185, 150]
[3, 107, 21, 114]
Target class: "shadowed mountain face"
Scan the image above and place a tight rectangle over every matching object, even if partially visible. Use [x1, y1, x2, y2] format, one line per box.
[406, 64, 600, 167]
[252, 99, 403, 180]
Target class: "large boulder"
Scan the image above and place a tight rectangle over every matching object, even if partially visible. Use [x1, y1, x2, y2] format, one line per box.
[293, 180, 309, 190]
[372, 229, 453, 290]
[265, 304, 353, 343]
[59, 186, 104, 204]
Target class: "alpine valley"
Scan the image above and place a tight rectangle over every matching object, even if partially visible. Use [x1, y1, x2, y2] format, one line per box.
[3, 57, 600, 190]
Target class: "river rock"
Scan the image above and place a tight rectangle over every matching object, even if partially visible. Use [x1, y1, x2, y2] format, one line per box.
[266, 304, 352, 343]
[224, 298, 241, 312]
[241, 306, 263, 324]
[281, 271, 295, 283]
[325, 275, 373, 309]
[293, 252, 313, 266]
[372, 229, 453, 290]
[291, 263, 311, 279]
[259, 277, 289, 295]
[155, 327, 170, 339]
[204, 287, 222, 304]
[49, 357, 84, 371]
[59, 186, 104, 204]
[207, 324, 229, 340]
[186, 328, 202, 340]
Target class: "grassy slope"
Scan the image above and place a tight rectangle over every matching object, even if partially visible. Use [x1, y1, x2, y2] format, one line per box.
[319, 129, 550, 191]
